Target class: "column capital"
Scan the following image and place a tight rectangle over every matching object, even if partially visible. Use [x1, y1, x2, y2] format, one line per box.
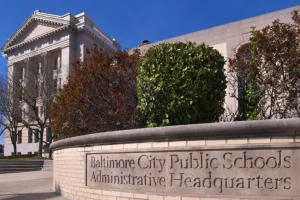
[41, 52, 48, 57]
[24, 57, 30, 63]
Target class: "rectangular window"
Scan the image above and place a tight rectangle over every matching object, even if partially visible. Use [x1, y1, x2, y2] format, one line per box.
[46, 128, 52, 143]
[39, 106, 43, 117]
[34, 129, 39, 143]
[58, 78, 61, 89]
[38, 62, 42, 74]
[22, 66, 26, 79]
[28, 129, 32, 143]
[38, 82, 43, 97]
[53, 56, 58, 70]
[17, 130, 22, 144]
[53, 79, 57, 94]
[22, 108, 26, 119]
[93, 43, 98, 48]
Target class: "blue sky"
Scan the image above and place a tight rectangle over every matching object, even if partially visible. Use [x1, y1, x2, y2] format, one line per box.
[0, 0, 299, 77]
[0, 0, 299, 144]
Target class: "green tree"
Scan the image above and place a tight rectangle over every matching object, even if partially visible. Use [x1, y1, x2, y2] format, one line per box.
[137, 42, 227, 127]
[228, 10, 300, 120]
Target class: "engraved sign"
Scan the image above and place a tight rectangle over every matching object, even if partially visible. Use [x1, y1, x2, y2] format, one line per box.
[86, 149, 300, 197]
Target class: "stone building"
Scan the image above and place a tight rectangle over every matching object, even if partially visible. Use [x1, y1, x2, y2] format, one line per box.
[1, 10, 120, 156]
[138, 5, 299, 117]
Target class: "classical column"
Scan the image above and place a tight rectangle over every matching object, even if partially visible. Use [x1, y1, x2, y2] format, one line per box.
[60, 47, 70, 86]
[60, 45, 75, 86]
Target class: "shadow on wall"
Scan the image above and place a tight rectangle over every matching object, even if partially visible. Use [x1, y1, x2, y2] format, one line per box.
[0, 192, 63, 200]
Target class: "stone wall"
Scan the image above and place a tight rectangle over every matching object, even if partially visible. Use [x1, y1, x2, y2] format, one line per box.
[51, 119, 300, 200]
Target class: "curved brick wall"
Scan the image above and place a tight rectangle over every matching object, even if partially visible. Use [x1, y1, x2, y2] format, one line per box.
[51, 119, 300, 200]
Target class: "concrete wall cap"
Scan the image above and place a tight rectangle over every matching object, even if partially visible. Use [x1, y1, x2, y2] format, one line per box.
[50, 118, 300, 151]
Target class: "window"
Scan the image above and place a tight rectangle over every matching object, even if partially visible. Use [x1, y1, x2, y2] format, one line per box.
[93, 43, 98, 49]
[38, 62, 42, 74]
[39, 106, 43, 117]
[53, 79, 57, 94]
[38, 82, 43, 97]
[17, 130, 22, 144]
[22, 108, 26, 119]
[288, 89, 298, 106]
[53, 56, 58, 70]
[58, 78, 61, 89]
[34, 129, 39, 143]
[46, 128, 52, 143]
[22, 66, 26, 79]
[28, 129, 32, 143]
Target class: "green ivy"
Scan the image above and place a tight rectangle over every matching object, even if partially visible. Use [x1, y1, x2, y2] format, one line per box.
[236, 27, 259, 121]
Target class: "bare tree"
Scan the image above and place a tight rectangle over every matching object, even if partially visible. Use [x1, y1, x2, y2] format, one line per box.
[7, 53, 57, 157]
[0, 77, 20, 157]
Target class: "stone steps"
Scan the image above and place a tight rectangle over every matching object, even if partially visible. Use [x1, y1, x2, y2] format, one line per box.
[0, 160, 53, 173]
[42, 160, 53, 171]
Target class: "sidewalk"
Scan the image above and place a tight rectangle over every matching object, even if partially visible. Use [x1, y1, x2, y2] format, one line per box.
[0, 171, 69, 200]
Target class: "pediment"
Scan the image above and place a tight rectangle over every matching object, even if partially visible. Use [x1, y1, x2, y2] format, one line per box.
[10, 21, 59, 46]
[2, 12, 71, 52]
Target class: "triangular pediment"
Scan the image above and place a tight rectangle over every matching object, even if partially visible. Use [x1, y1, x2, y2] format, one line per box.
[10, 21, 59, 45]
[2, 11, 71, 52]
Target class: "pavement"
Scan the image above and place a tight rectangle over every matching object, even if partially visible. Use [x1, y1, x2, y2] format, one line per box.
[0, 171, 69, 200]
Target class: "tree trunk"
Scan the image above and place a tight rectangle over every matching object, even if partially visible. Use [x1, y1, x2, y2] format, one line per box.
[11, 131, 17, 158]
[48, 139, 52, 159]
[12, 142, 17, 158]
[38, 129, 43, 157]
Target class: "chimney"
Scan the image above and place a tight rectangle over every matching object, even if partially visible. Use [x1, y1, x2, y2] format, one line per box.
[138, 40, 150, 47]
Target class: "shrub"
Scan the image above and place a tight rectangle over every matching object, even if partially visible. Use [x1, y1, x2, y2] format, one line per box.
[137, 42, 226, 127]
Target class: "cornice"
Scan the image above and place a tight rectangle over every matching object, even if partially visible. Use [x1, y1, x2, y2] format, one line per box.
[8, 39, 71, 65]
[78, 26, 116, 52]
[50, 118, 300, 151]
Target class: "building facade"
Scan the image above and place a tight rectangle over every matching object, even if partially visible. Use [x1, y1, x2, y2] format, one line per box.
[1, 11, 120, 156]
[138, 5, 299, 116]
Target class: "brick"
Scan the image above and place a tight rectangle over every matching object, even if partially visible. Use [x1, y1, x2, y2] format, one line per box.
[200, 198, 220, 200]
[107, 197, 117, 200]
[93, 146, 102, 151]
[169, 141, 187, 147]
[248, 138, 270, 144]
[111, 191, 121, 196]
[84, 147, 93, 151]
[112, 144, 124, 149]
[103, 190, 112, 195]
[133, 193, 148, 199]
[120, 192, 133, 198]
[152, 142, 168, 148]
[102, 145, 112, 150]
[227, 139, 248, 145]
[90, 194, 99, 199]
[148, 195, 164, 200]
[124, 143, 138, 149]
[165, 196, 181, 200]
[98, 195, 108, 200]
[116, 198, 129, 200]
[182, 197, 200, 200]
[206, 140, 226, 146]
[137, 142, 152, 148]
[187, 140, 205, 146]
[271, 137, 294, 143]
